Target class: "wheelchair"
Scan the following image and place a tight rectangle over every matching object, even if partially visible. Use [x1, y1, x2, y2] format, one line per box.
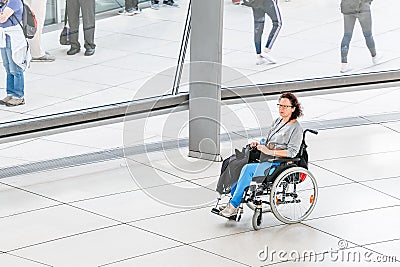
[212, 129, 318, 230]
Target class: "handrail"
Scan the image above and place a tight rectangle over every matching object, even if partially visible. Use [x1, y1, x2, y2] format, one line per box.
[0, 69, 399, 143]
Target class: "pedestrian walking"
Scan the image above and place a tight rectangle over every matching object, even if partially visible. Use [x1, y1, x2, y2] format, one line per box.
[244, 0, 282, 65]
[340, 0, 381, 73]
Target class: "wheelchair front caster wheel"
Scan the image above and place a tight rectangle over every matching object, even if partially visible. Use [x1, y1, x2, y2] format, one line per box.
[252, 209, 262, 230]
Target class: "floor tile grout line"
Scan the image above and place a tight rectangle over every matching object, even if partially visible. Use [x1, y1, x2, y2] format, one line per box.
[312, 163, 400, 202]
[310, 148, 400, 162]
[0, 204, 63, 220]
[96, 245, 185, 267]
[186, 244, 252, 267]
[5, 222, 126, 254]
[0, 250, 54, 267]
[303, 204, 400, 223]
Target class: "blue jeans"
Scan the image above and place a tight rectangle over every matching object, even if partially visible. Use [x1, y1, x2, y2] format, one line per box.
[1, 35, 24, 98]
[252, 0, 282, 54]
[230, 161, 278, 208]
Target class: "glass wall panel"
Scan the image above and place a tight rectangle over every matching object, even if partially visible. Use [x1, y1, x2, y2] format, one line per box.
[1, 0, 398, 125]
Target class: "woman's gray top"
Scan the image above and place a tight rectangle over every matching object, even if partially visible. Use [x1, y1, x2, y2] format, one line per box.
[261, 118, 303, 160]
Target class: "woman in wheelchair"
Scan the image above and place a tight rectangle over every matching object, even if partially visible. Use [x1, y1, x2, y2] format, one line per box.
[220, 92, 304, 218]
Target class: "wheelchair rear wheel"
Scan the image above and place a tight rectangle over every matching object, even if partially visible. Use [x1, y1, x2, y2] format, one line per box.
[270, 167, 318, 224]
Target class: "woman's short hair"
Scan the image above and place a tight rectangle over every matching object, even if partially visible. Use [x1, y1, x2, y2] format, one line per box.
[280, 92, 303, 120]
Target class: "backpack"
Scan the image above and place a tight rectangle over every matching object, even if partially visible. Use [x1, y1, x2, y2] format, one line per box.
[12, 0, 38, 39]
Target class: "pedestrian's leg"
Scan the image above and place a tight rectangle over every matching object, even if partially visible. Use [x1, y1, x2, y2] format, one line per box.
[1, 47, 14, 99]
[2, 36, 24, 105]
[79, 0, 96, 51]
[341, 14, 356, 63]
[26, 0, 46, 58]
[252, 7, 265, 56]
[66, 0, 81, 51]
[358, 12, 376, 58]
[265, 0, 282, 51]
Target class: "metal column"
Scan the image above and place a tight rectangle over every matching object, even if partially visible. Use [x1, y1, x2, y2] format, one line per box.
[188, 0, 224, 161]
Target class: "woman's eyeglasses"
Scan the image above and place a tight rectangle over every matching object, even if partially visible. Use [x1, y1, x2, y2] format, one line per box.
[277, 104, 293, 109]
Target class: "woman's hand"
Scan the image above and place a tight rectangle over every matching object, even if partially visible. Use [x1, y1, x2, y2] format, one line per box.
[0, 7, 14, 23]
[250, 141, 259, 148]
[257, 144, 272, 155]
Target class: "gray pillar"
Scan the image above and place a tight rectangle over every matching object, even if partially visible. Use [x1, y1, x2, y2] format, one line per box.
[188, 0, 224, 161]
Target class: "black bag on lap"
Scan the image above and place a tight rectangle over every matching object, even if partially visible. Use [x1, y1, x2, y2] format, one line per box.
[216, 145, 261, 194]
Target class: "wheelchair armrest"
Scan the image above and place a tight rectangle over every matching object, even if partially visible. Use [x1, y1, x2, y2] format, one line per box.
[267, 157, 300, 163]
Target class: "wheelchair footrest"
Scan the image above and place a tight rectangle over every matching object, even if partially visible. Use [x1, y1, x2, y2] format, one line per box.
[211, 208, 241, 221]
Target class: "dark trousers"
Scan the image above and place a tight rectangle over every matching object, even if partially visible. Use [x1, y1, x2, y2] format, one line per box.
[252, 0, 282, 54]
[125, 0, 138, 10]
[152, 0, 173, 4]
[66, 0, 96, 50]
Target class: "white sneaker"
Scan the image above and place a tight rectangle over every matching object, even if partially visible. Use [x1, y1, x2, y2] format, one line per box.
[340, 63, 352, 73]
[256, 57, 267, 65]
[262, 52, 277, 64]
[220, 203, 239, 217]
[372, 54, 382, 65]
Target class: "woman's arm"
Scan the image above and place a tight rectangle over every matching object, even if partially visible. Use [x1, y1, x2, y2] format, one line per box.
[256, 145, 287, 157]
[0, 7, 15, 23]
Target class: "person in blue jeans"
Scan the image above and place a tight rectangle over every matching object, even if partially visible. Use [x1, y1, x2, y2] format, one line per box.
[0, 0, 30, 106]
[220, 93, 303, 218]
[249, 0, 282, 65]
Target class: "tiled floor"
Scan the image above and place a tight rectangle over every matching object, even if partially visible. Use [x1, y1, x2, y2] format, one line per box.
[0, 0, 400, 266]
[1, 88, 400, 266]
